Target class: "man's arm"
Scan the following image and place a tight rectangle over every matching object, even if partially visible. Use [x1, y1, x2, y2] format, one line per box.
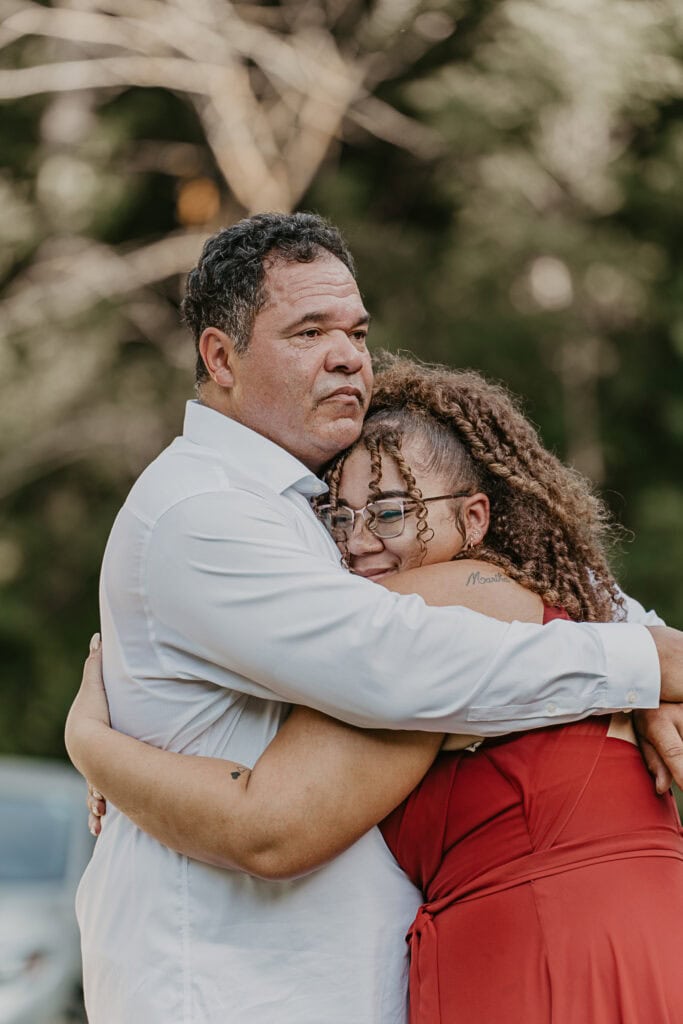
[137, 491, 670, 736]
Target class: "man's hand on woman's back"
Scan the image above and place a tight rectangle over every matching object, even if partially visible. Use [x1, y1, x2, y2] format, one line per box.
[637, 627, 683, 793]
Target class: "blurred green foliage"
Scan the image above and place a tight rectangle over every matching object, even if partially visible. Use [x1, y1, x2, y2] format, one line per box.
[0, 0, 682, 757]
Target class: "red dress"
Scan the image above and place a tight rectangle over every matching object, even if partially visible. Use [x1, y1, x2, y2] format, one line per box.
[380, 608, 683, 1024]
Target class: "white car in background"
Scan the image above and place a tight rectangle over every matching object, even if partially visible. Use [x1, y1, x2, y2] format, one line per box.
[0, 757, 93, 1024]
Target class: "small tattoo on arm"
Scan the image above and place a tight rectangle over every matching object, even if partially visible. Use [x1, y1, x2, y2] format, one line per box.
[466, 571, 510, 586]
[230, 766, 250, 780]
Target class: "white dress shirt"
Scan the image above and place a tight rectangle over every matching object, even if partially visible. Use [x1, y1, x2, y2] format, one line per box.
[76, 400, 661, 1024]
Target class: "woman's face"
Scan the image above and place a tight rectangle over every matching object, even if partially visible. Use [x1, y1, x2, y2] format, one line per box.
[335, 439, 488, 581]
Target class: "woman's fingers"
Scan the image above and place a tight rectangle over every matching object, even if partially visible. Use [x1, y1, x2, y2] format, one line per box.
[74, 632, 109, 837]
[87, 793, 106, 817]
[75, 632, 111, 722]
[87, 786, 106, 815]
[88, 782, 103, 802]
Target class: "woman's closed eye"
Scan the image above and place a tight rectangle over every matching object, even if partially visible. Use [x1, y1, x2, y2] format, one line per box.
[372, 505, 405, 525]
[372, 499, 418, 520]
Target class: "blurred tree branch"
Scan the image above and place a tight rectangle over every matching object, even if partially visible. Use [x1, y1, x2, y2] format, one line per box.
[0, 0, 445, 210]
[0, 0, 449, 496]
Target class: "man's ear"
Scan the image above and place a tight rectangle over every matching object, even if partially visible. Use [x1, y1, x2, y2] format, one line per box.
[463, 493, 490, 547]
[198, 328, 237, 389]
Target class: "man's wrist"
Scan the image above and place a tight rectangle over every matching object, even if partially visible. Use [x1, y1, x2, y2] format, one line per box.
[598, 621, 659, 711]
[647, 626, 679, 703]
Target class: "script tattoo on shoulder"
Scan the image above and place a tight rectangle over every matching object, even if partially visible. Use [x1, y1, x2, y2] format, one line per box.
[466, 570, 511, 587]
[229, 765, 251, 781]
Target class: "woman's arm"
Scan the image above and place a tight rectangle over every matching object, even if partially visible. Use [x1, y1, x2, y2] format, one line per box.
[66, 561, 541, 878]
[66, 647, 439, 880]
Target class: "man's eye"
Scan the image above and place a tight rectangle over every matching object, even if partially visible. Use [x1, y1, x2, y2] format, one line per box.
[301, 328, 321, 339]
[351, 331, 368, 343]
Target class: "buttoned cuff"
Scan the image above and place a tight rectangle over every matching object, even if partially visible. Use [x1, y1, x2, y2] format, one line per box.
[600, 623, 660, 711]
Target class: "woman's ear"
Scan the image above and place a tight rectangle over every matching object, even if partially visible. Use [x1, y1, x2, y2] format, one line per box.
[463, 493, 490, 548]
[198, 327, 237, 389]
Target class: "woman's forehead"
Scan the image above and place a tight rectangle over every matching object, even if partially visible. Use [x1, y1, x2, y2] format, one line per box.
[340, 436, 437, 493]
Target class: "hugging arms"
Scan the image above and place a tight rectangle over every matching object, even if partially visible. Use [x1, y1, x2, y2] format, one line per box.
[67, 355, 683, 878]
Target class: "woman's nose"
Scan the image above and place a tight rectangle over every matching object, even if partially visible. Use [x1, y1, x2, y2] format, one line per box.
[346, 515, 384, 555]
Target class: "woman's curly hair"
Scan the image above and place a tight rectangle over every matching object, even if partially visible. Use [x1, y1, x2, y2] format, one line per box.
[325, 354, 625, 623]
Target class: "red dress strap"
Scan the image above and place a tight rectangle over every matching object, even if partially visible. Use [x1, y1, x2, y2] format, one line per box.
[543, 604, 571, 623]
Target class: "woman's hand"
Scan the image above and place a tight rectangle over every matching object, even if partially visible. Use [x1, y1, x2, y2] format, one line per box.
[64, 633, 110, 835]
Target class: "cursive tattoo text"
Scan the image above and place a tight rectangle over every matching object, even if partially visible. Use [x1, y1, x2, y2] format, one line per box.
[466, 571, 510, 586]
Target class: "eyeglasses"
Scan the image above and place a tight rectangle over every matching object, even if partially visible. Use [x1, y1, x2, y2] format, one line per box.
[317, 493, 472, 541]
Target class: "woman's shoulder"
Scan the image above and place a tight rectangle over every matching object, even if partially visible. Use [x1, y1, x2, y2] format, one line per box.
[381, 559, 544, 623]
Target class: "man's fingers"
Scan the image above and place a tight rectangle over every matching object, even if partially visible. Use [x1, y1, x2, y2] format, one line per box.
[635, 706, 683, 792]
[637, 735, 674, 795]
[89, 811, 102, 837]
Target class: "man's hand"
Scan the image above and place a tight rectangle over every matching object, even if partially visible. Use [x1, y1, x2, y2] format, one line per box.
[634, 703, 683, 794]
[637, 627, 683, 793]
[64, 633, 110, 836]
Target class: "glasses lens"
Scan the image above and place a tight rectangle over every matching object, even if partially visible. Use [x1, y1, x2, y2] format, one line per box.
[319, 506, 353, 536]
[367, 500, 407, 538]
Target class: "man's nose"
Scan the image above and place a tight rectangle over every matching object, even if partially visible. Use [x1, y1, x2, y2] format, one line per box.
[325, 330, 367, 374]
[346, 515, 384, 555]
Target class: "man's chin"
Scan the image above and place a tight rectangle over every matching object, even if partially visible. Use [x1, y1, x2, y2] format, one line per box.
[320, 417, 364, 456]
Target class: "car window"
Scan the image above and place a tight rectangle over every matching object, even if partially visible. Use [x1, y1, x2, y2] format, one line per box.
[0, 796, 73, 882]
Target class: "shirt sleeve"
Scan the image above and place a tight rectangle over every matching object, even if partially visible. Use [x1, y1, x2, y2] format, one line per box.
[620, 588, 667, 627]
[145, 489, 660, 735]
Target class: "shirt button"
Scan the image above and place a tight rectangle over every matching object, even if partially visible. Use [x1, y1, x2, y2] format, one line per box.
[626, 689, 638, 705]
[546, 702, 557, 714]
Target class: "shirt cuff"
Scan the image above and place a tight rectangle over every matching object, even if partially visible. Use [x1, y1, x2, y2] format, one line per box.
[600, 623, 660, 711]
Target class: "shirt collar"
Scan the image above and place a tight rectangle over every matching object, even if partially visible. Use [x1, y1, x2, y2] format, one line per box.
[182, 400, 328, 498]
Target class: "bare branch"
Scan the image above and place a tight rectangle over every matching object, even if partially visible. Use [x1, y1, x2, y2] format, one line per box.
[0, 55, 223, 99]
[348, 95, 445, 160]
[0, 4, 161, 56]
[0, 232, 206, 339]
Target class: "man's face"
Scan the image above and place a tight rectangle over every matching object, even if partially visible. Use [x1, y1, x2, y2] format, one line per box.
[225, 255, 373, 472]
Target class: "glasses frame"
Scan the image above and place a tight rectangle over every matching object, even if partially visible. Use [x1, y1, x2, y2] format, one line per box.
[317, 492, 473, 541]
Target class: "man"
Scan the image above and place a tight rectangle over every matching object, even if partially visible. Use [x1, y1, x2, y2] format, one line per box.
[73, 212, 683, 1023]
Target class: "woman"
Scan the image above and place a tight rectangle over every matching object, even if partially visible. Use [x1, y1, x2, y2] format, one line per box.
[67, 357, 683, 1023]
